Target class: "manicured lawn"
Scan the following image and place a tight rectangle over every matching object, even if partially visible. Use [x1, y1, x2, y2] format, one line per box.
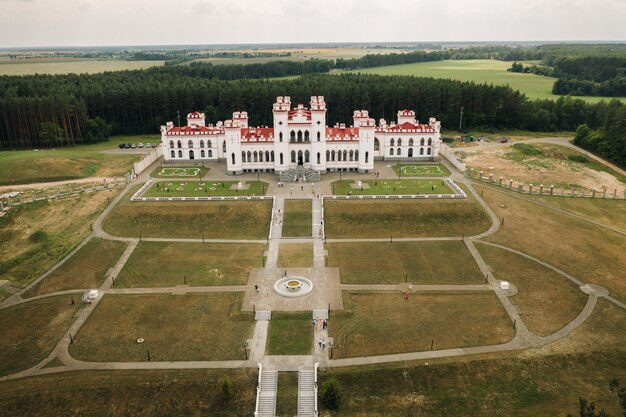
[103, 187, 272, 239]
[282, 199, 312, 237]
[144, 180, 268, 197]
[267, 311, 312, 355]
[331, 179, 453, 195]
[391, 163, 451, 177]
[149, 165, 210, 179]
[116, 242, 264, 287]
[477, 243, 588, 336]
[330, 292, 514, 358]
[327, 241, 483, 284]
[278, 244, 313, 268]
[324, 198, 490, 238]
[70, 293, 253, 361]
[25, 238, 127, 297]
[477, 185, 626, 303]
[0, 296, 81, 376]
[276, 372, 299, 417]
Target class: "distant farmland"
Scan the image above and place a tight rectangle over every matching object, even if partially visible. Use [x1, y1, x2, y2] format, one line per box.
[0, 58, 164, 75]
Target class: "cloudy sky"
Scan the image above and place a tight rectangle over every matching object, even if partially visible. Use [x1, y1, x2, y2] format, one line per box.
[1, 0, 624, 47]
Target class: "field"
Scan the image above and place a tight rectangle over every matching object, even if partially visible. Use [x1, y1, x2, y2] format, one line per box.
[324, 198, 490, 238]
[0, 59, 164, 75]
[267, 311, 312, 355]
[103, 187, 272, 239]
[116, 242, 265, 287]
[25, 238, 127, 297]
[342, 59, 624, 103]
[277, 244, 313, 268]
[327, 241, 483, 284]
[144, 180, 268, 197]
[150, 166, 210, 178]
[391, 163, 451, 177]
[330, 292, 514, 358]
[331, 179, 453, 195]
[0, 189, 120, 288]
[281, 199, 312, 237]
[70, 293, 253, 361]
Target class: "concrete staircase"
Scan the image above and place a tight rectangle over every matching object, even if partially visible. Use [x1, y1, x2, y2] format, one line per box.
[256, 367, 278, 417]
[297, 365, 318, 417]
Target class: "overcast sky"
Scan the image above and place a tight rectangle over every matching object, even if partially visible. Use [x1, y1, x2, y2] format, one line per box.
[1, 0, 625, 48]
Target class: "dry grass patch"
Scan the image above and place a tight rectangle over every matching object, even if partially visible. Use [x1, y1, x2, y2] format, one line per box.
[330, 292, 513, 358]
[277, 243, 313, 268]
[0, 188, 121, 288]
[327, 241, 483, 284]
[116, 241, 264, 287]
[276, 372, 299, 417]
[477, 243, 588, 336]
[25, 238, 127, 297]
[282, 199, 312, 237]
[324, 198, 490, 238]
[0, 296, 82, 375]
[70, 293, 253, 361]
[103, 189, 272, 239]
[477, 185, 626, 303]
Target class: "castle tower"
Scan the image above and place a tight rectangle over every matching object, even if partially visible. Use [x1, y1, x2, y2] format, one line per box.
[272, 96, 291, 172]
[310, 96, 327, 174]
[356, 112, 376, 173]
[224, 119, 243, 175]
[397, 109, 416, 125]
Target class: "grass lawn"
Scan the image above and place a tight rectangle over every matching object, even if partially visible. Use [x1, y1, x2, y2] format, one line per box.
[144, 180, 268, 197]
[324, 198, 490, 238]
[477, 185, 626, 303]
[0, 369, 256, 416]
[331, 179, 453, 195]
[116, 241, 264, 287]
[0, 296, 82, 376]
[149, 165, 210, 179]
[103, 187, 272, 239]
[277, 243, 313, 268]
[330, 292, 514, 358]
[477, 243, 588, 336]
[276, 372, 298, 417]
[327, 241, 483, 284]
[391, 163, 451, 177]
[267, 311, 312, 355]
[25, 238, 127, 297]
[0, 189, 121, 288]
[282, 199, 312, 237]
[342, 59, 624, 103]
[70, 293, 253, 362]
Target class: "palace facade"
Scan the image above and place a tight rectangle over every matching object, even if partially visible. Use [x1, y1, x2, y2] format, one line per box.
[160, 96, 441, 175]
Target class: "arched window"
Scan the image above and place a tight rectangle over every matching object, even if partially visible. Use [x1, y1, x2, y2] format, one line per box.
[188, 140, 193, 148]
[297, 131, 303, 142]
[265, 151, 270, 162]
[253, 151, 258, 162]
[420, 138, 425, 146]
[408, 148, 413, 157]
[178, 150, 182, 158]
[397, 148, 401, 156]
[317, 131, 321, 141]
[305, 131, 310, 141]
[326, 150, 330, 161]
[170, 150, 175, 158]
[390, 138, 395, 147]
[177, 140, 182, 149]
[355, 150, 359, 161]
[207, 140, 212, 148]
[201, 150, 205, 158]
[349, 150, 354, 161]
[208, 150, 212, 157]
[343, 150, 348, 161]
[223, 142, 226, 153]
[279, 132, 283, 142]
[189, 150, 195, 159]
[427, 147, 432, 155]
[242, 151, 246, 162]
[365, 151, 369, 163]
[169, 140, 174, 148]
[290, 131, 295, 142]
[280, 153, 284, 164]
[247, 151, 251, 162]
[331, 150, 336, 161]
[271, 151, 275, 162]
[259, 151, 263, 162]
[390, 148, 394, 156]
[199, 140, 204, 148]
[231, 153, 235, 165]
[409, 138, 414, 146]
[428, 138, 432, 146]
[305, 150, 310, 163]
[337, 150, 342, 161]
[398, 138, 402, 146]
[291, 150, 296, 163]
[374, 138, 380, 151]
[298, 150, 303, 164]
[317, 152, 321, 164]
[420, 148, 424, 155]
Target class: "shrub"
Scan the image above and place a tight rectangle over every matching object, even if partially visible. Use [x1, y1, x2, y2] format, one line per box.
[320, 378, 342, 410]
[28, 230, 48, 243]
[567, 154, 589, 163]
[221, 375, 232, 402]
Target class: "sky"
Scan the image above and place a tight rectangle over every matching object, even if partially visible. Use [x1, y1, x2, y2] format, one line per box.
[0, 0, 625, 48]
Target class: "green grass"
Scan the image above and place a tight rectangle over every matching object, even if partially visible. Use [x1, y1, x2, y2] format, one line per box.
[276, 372, 299, 417]
[103, 187, 272, 239]
[331, 179, 453, 195]
[324, 197, 490, 238]
[144, 180, 268, 197]
[0, 59, 164, 76]
[25, 238, 127, 297]
[267, 311, 312, 355]
[282, 199, 312, 237]
[0, 296, 82, 376]
[277, 244, 313, 268]
[391, 163, 451, 177]
[70, 293, 253, 362]
[342, 60, 625, 103]
[149, 165, 210, 178]
[116, 242, 265, 287]
[327, 241, 483, 284]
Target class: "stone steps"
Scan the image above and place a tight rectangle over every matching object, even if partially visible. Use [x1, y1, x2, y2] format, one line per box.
[258, 369, 277, 417]
[297, 368, 317, 417]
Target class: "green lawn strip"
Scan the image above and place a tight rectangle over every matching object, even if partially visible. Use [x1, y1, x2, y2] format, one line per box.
[327, 241, 483, 284]
[116, 242, 265, 287]
[0, 369, 257, 416]
[0, 296, 82, 376]
[331, 179, 452, 195]
[391, 163, 451, 177]
[275, 372, 299, 417]
[70, 293, 253, 362]
[330, 292, 513, 359]
[143, 180, 268, 197]
[282, 199, 312, 237]
[25, 238, 127, 297]
[324, 198, 490, 238]
[277, 243, 313, 268]
[149, 165, 210, 179]
[267, 311, 312, 355]
[103, 189, 272, 239]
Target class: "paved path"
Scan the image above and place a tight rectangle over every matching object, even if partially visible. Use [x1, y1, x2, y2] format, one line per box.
[0, 177, 117, 192]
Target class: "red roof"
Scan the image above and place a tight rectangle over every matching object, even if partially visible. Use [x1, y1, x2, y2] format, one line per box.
[326, 127, 359, 140]
[187, 111, 204, 119]
[241, 127, 274, 141]
[288, 108, 311, 121]
[382, 122, 434, 133]
[165, 125, 223, 135]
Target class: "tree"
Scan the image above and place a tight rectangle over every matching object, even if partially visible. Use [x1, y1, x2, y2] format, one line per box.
[320, 378, 342, 410]
[38, 121, 64, 147]
[567, 397, 608, 417]
[221, 375, 232, 402]
[83, 116, 112, 143]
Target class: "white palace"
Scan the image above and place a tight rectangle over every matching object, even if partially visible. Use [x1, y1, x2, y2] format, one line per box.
[161, 96, 441, 175]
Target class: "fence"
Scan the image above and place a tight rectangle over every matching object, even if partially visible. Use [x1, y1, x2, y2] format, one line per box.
[132, 146, 163, 176]
[130, 179, 274, 202]
[439, 144, 466, 172]
[324, 178, 466, 200]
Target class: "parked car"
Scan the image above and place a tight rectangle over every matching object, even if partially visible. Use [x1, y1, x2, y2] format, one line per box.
[131, 144, 137, 148]
[138, 143, 144, 148]
[118, 143, 125, 149]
